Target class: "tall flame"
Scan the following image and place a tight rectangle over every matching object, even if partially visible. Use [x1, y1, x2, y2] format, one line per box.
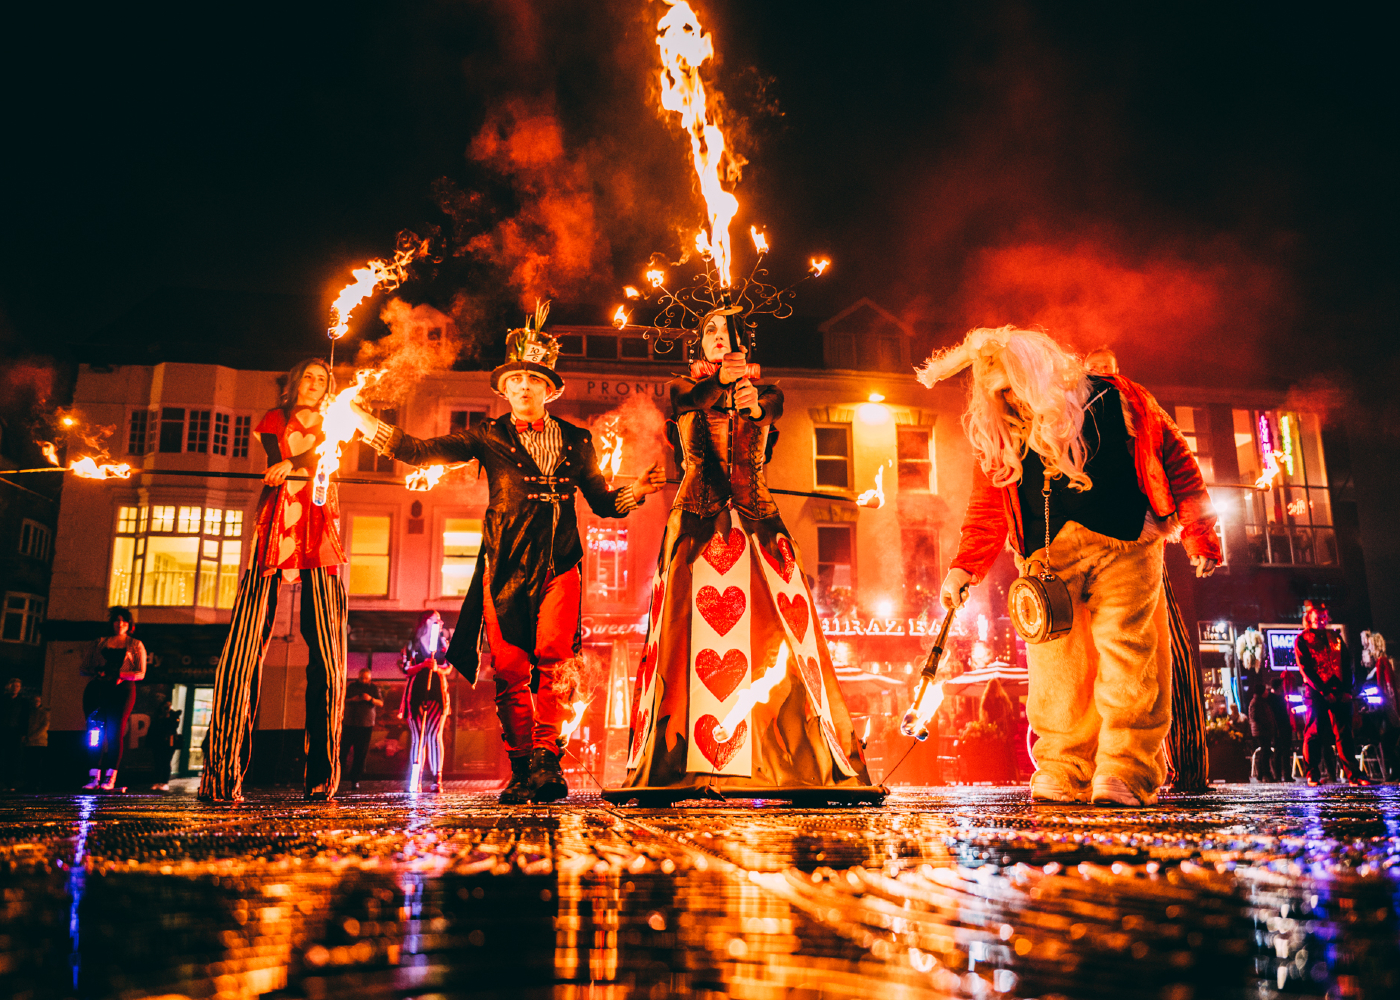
[857, 466, 885, 508]
[612, 306, 630, 330]
[70, 457, 134, 480]
[405, 465, 446, 492]
[713, 644, 789, 743]
[900, 680, 946, 740]
[558, 699, 591, 744]
[327, 237, 430, 341]
[750, 226, 768, 254]
[312, 369, 383, 506]
[596, 431, 624, 484]
[657, 2, 739, 287]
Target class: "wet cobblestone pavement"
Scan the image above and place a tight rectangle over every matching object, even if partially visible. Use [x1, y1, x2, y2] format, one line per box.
[1, 784, 1397, 999]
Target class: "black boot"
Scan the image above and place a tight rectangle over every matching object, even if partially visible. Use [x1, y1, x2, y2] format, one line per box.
[499, 756, 533, 805]
[528, 748, 568, 803]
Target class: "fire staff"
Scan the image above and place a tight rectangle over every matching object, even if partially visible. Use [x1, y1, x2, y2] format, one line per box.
[355, 303, 665, 804]
[923, 327, 1220, 807]
[199, 358, 350, 803]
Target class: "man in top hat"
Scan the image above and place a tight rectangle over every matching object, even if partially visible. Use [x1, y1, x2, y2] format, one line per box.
[354, 302, 666, 803]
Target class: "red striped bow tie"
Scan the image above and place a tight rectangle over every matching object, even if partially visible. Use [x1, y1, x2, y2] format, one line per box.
[515, 418, 546, 433]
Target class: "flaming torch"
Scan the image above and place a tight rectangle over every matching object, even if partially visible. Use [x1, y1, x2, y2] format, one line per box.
[857, 466, 885, 509]
[312, 369, 383, 507]
[326, 234, 430, 362]
[405, 465, 446, 492]
[712, 643, 789, 745]
[557, 699, 591, 746]
[69, 457, 134, 480]
[899, 590, 967, 741]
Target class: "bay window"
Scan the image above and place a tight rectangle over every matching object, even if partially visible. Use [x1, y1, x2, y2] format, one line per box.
[110, 504, 244, 608]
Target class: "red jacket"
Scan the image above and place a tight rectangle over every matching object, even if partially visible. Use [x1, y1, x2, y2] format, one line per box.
[950, 375, 1222, 580]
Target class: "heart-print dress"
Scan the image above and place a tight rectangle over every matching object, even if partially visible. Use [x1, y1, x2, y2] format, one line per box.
[250, 406, 346, 579]
[620, 365, 874, 794]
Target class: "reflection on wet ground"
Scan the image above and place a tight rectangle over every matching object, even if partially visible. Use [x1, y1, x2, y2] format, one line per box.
[0, 785, 1396, 999]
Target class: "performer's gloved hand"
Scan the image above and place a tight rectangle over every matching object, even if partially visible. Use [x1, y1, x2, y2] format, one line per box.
[733, 378, 762, 417]
[633, 461, 667, 496]
[718, 351, 748, 385]
[1190, 555, 1218, 578]
[940, 568, 974, 610]
[264, 460, 293, 486]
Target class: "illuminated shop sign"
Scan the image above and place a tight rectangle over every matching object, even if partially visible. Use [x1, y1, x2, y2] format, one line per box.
[579, 616, 648, 642]
[821, 618, 939, 638]
[1197, 621, 1232, 644]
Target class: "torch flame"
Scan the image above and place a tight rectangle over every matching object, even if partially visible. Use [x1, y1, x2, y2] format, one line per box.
[327, 237, 430, 341]
[311, 369, 383, 506]
[694, 231, 711, 257]
[596, 431, 624, 483]
[750, 226, 769, 254]
[624, 286, 641, 299]
[899, 681, 946, 740]
[857, 466, 885, 508]
[558, 699, 590, 744]
[657, 2, 739, 286]
[713, 644, 789, 743]
[405, 465, 446, 492]
[1254, 452, 1282, 490]
[646, 268, 666, 289]
[809, 257, 831, 277]
[612, 306, 630, 330]
[70, 457, 134, 480]
[39, 442, 59, 466]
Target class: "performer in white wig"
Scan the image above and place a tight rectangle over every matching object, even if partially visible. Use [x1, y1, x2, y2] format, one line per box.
[921, 327, 1220, 805]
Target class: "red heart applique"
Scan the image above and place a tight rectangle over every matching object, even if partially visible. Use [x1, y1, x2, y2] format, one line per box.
[776, 593, 809, 643]
[637, 642, 657, 693]
[695, 648, 747, 701]
[797, 655, 824, 701]
[632, 710, 649, 759]
[761, 536, 796, 584]
[696, 586, 745, 637]
[703, 528, 746, 576]
[649, 579, 665, 625]
[694, 714, 747, 770]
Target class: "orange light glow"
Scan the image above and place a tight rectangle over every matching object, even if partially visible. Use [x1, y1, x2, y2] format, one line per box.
[596, 430, 624, 483]
[857, 466, 886, 509]
[612, 306, 629, 330]
[809, 257, 831, 277]
[70, 457, 134, 480]
[624, 286, 641, 299]
[61, 416, 75, 427]
[901, 680, 946, 737]
[657, 1, 738, 286]
[312, 369, 384, 506]
[327, 238, 430, 341]
[1254, 451, 1282, 490]
[750, 226, 768, 254]
[405, 465, 446, 492]
[558, 699, 591, 744]
[39, 442, 59, 466]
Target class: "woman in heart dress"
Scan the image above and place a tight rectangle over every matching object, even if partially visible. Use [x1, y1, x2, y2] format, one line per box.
[199, 357, 350, 803]
[616, 309, 876, 797]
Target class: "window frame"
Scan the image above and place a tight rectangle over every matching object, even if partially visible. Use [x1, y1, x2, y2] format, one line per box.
[18, 518, 52, 561]
[896, 425, 935, 494]
[343, 506, 399, 602]
[815, 523, 855, 597]
[1, 592, 46, 645]
[1231, 407, 1336, 567]
[432, 506, 484, 603]
[127, 409, 150, 456]
[813, 423, 854, 492]
[109, 502, 247, 609]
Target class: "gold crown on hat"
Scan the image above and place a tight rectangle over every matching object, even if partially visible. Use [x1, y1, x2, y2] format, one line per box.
[504, 299, 559, 369]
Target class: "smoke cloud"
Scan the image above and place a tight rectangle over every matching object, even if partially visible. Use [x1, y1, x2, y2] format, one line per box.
[354, 299, 468, 403]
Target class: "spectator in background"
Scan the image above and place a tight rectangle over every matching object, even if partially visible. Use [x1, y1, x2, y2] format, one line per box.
[1296, 600, 1365, 785]
[342, 667, 382, 791]
[1, 678, 27, 790]
[148, 691, 182, 792]
[81, 607, 147, 791]
[23, 696, 49, 791]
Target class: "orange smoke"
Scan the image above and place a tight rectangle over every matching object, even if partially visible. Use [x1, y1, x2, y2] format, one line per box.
[354, 299, 464, 402]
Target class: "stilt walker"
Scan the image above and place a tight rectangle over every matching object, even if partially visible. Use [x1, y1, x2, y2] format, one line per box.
[608, 308, 880, 805]
[400, 610, 453, 793]
[355, 303, 666, 804]
[199, 359, 349, 803]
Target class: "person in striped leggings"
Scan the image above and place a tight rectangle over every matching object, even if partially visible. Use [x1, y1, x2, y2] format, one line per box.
[198, 358, 349, 803]
[400, 610, 453, 793]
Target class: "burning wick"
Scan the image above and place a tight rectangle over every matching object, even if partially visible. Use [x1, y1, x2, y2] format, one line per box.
[624, 286, 641, 299]
[646, 268, 666, 289]
[596, 430, 624, 483]
[750, 227, 769, 254]
[612, 306, 630, 330]
[809, 257, 831, 277]
[713, 644, 789, 744]
[405, 465, 446, 492]
[39, 442, 59, 466]
[558, 700, 590, 745]
[899, 593, 965, 741]
[70, 457, 134, 480]
[312, 369, 383, 507]
[857, 466, 885, 508]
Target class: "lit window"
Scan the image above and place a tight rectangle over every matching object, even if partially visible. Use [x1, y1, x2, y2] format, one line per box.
[212, 412, 230, 456]
[441, 517, 483, 597]
[19, 519, 52, 561]
[178, 507, 203, 533]
[586, 525, 629, 602]
[347, 514, 392, 596]
[814, 425, 852, 490]
[1173, 406, 1214, 483]
[225, 510, 243, 538]
[127, 410, 149, 455]
[203, 508, 223, 535]
[110, 505, 244, 609]
[117, 505, 140, 534]
[1, 593, 45, 644]
[1231, 408, 1335, 566]
[186, 410, 211, 453]
[232, 415, 251, 459]
[896, 426, 934, 493]
[151, 506, 175, 532]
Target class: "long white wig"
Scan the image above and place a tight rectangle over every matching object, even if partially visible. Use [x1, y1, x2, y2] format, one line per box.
[916, 326, 1092, 490]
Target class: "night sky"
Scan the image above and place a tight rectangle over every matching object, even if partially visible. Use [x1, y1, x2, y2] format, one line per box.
[2, 1, 1395, 402]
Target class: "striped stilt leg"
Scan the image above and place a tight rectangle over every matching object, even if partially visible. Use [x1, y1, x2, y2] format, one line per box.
[199, 570, 279, 802]
[300, 567, 348, 797]
[424, 701, 446, 779]
[1162, 574, 1209, 792]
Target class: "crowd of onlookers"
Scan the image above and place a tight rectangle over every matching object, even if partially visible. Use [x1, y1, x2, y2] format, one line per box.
[1, 676, 50, 791]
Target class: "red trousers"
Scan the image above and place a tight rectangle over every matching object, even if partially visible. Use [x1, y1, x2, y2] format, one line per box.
[483, 567, 579, 757]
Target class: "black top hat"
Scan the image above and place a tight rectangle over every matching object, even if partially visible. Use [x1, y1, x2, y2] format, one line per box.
[490, 300, 564, 392]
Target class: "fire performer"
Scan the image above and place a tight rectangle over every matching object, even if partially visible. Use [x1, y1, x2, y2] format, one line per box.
[199, 359, 349, 803]
[399, 610, 453, 793]
[614, 309, 876, 801]
[80, 607, 147, 791]
[354, 303, 666, 804]
[923, 327, 1220, 806]
[1295, 600, 1367, 785]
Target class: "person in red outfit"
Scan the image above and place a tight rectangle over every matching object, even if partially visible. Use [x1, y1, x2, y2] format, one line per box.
[1295, 600, 1365, 785]
[921, 327, 1220, 807]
